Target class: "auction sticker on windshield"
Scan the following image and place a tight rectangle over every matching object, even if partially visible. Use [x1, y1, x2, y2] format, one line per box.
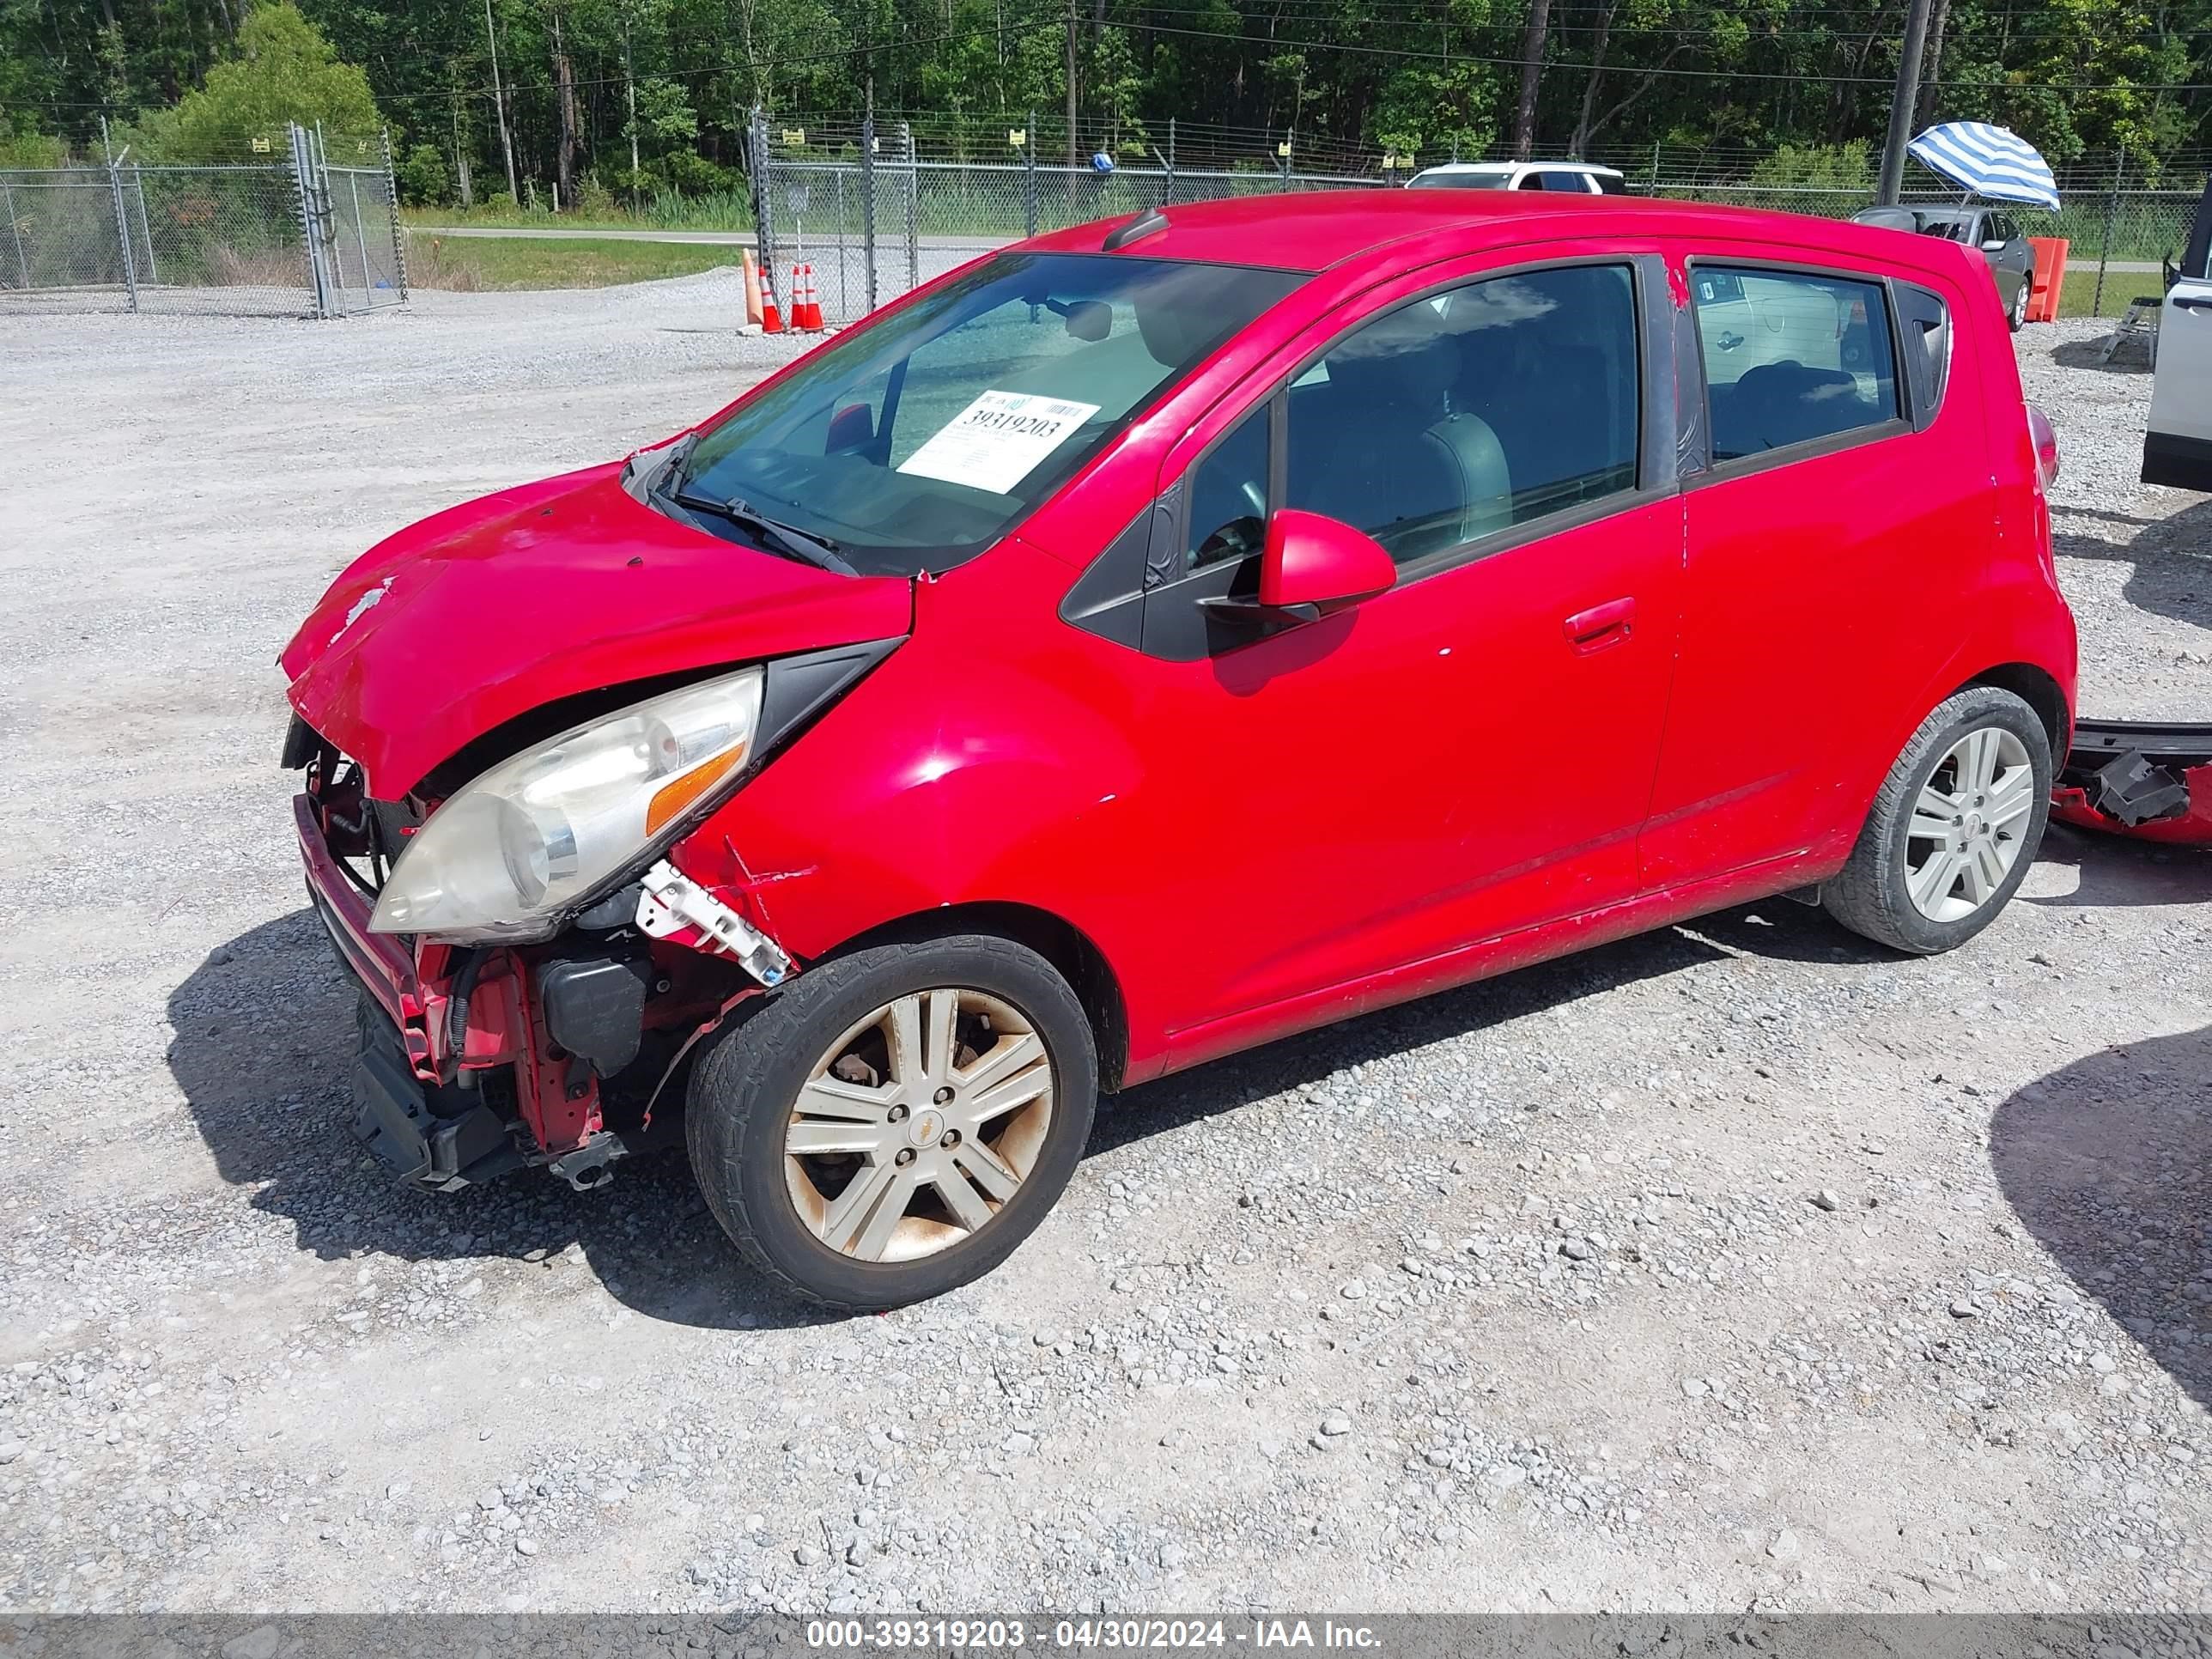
[896, 390, 1102, 495]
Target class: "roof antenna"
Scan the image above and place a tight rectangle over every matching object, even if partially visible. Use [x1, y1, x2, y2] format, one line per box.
[1103, 206, 1170, 251]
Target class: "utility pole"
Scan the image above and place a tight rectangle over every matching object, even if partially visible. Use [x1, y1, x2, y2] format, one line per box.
[623, 3, 641, 198]
[484, 0, 519, 204]
[1875, 0, 1936, 206]
[1064, 0, 1080, 167]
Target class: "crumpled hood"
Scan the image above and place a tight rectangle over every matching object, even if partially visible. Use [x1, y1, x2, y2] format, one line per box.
[282, 462, 913, 797]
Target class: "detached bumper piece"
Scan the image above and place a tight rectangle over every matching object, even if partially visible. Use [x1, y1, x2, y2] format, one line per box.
[2052, 720, 2212, 845]
[354, 1006, 526, 1192]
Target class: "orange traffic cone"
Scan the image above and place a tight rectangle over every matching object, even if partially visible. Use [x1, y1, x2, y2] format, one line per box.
[800, 260, 827, 333]
[741, 247, 764, 328]
[760, 268, 784, 334]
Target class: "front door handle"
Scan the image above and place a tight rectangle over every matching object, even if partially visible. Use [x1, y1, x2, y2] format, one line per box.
[1564, 596, 1636, 652]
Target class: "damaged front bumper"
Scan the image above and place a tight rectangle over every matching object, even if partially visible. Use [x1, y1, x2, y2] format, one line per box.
[2052, 720, 2212, 845]
[296, 789, 789, 1194]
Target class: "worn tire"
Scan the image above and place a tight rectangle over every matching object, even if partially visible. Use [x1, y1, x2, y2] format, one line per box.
[1822, 686, 2052, 955]
[686, 935, 1097, 1311]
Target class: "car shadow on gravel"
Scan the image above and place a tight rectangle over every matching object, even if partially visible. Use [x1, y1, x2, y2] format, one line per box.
[2052, 496, 2212, 633]
[1089, 902, 1884, 1155]
[165, 908, 835, 1334]
[2025, 820, 2212, 910]
[166, 895, 1936, 1327]
[1990, 1022, 2212, 1408]
[2051, 337, 2153, 374]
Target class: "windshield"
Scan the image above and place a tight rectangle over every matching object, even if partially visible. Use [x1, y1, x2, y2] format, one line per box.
[1411, 172, 1509, 191]
[669, 252, 1304, 575]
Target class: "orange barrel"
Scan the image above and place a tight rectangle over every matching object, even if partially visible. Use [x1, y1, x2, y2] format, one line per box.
[2027, 237, 2069, 323]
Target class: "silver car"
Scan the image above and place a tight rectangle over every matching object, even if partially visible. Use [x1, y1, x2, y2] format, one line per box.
[1853, 204, 2036, 331]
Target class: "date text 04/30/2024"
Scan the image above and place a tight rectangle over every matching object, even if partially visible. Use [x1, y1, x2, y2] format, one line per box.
[802, 1620, 1382, 1650]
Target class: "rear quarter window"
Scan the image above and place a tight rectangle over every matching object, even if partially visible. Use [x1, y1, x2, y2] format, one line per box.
[1893, 282, 1953, 423]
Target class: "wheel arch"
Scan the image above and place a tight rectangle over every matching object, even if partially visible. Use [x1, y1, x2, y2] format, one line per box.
[812, 901, 1131, 1093]
[1960, 661, 2070, 768]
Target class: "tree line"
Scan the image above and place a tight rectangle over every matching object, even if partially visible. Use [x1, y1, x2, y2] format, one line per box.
[4, 0, 2209, 204]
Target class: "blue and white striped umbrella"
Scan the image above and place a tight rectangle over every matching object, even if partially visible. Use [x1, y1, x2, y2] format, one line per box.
[1907, 121, 2060, 211]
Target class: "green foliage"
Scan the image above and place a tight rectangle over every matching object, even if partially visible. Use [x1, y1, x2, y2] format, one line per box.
[652, 149, 740, 196]
[1371, 61, 1504, 161]
[131, 3, 383, 162]
[396, 143, 452, 205]
[1749, 140, 1874, 191]
[9, 0, 2212, 213]
[0, 130, 68, 168]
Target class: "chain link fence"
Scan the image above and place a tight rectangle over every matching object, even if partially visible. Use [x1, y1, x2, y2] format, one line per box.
[748, 112, 1377, 327]
[0, 124, 405, 319]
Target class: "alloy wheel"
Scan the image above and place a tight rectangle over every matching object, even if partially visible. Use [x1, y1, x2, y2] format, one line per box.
[783, 988, 1056, 1262]
[1905, 726, 2036, 921]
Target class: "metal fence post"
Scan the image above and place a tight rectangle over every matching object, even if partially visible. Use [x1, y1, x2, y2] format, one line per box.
[1162, 118, 1176, 206]
[902, 122, 918, 295]
[1024, 111, 1038, 237]
[834, 165, 850, 321]
[2093, 152, 2123, 320]
[860, 112, 878, 313]
[131, 166, 158, 286]
[101, 118, 139, 311]
[382, 126, 410, 301]
[2, 178, 28, 291]
[749, 107, 781, 325]
[289, 121, 332, 318]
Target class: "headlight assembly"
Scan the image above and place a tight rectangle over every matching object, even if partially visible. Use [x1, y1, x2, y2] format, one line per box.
[369, 667, 764, 942]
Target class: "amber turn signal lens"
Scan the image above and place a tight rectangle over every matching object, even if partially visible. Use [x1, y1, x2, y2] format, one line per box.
[646, 757, 736, 836]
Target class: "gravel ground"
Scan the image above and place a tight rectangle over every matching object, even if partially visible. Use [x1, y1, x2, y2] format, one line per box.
[0, 285, 2207, 1618]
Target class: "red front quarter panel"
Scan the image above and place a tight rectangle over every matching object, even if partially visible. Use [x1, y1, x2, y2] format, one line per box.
[674, 538, 1165, 1035]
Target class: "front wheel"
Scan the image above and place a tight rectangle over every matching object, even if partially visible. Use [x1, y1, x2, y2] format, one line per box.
[687, 935, 1097, 1310]
[2008, 280, 2029, 332]
[1823, 687, 2052, 954]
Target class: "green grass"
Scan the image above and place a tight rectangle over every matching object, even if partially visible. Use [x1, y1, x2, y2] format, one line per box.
[404, 191, 754, 234]
[406, 231, 739, 290]
[2057, 268, 2162, 319]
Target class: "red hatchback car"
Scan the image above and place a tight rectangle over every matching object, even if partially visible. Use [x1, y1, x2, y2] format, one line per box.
[283, 191, 2075, 1309]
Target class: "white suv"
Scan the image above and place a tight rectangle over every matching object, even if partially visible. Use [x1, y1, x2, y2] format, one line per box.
[1406, 161, 1626, 194]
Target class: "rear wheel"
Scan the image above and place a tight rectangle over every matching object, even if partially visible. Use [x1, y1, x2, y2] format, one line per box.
[687, 936, 1097, 1310]
[1823, 687, 2051, 954]
[2008, 280, 2029, 331]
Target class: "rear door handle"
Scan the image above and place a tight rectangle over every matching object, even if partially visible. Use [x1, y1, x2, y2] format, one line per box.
[2174, 295, 2212, 311]
[1564, 597, 1636, 651]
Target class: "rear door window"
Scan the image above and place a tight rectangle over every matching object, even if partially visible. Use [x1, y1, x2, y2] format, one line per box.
[1691, 264, 1901, 461]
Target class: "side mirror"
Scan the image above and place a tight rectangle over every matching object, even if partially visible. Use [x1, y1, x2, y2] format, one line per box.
[824, 402, 874, 453]
[1199, 510, 1395, 629]
[1981, 238, 2008, 252]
